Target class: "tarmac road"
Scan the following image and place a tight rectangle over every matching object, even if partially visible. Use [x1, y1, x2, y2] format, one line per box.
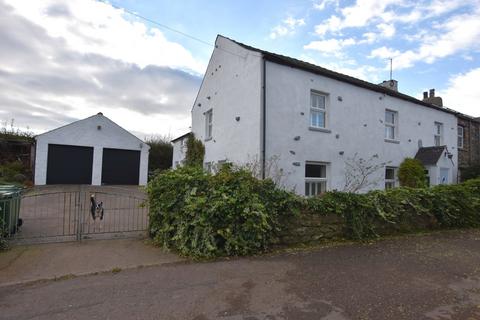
[1, 229, 480, 320]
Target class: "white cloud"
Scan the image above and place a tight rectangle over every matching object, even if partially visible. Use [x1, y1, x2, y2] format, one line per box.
[4, 0, 206, 74]
[370, 8, 480, 69]
[369, 46, 401, 59]
[438, 68, 480, 116]
[0, 0, 202, 137]
[270, 16, 305, 39]
[304, 38, 356, 56]
[312, 0, 476, 38]
[313, 0, 338, 11]
[377, 23, 395, 38]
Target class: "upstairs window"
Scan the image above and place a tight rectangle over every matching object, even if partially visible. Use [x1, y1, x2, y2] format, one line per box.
[434, 122, 443, 146]
[457, 126, 464, 149]
[310, 92, 326, 128]
[385, 110, 397, 140]
[305, 162, 327, 196]
[385, 167, 397, 189]
[205, 109, 213, 140]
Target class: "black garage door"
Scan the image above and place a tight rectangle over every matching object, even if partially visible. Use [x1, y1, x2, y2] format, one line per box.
[46, 144, 94, 184]
[101, 148, 140, 185]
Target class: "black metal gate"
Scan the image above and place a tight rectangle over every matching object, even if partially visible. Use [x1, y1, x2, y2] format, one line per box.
[5, 186, 149, 244]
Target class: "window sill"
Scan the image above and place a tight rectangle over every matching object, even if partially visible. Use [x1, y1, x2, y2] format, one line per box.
[204, 137, 212, 142]
[384, 139, 400, 144]
[309, 127, 331, 133]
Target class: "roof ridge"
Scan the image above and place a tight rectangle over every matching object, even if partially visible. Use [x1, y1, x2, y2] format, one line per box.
[217, 35, 464, 117]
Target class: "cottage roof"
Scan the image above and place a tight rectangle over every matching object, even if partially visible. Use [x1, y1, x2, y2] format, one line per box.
[414, 146, 446, 166]
[219, 35, 460, 117]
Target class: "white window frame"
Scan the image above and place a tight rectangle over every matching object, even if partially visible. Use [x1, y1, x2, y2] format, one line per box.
[205, 109, 213, 140]
[385, 167, 397, 189]
[434, 122, 443, 146]
[309, 91, 327, 129]
[385, 110, 397, 141]
[457, 125, 464, 149]
[305, 162, 328, 197]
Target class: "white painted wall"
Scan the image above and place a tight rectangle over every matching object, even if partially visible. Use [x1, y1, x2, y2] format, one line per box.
[264, 61, 458, 194]
[190, 36, 263, 166]
[172, 135, 188, 168]
[35, 114, 150, 185]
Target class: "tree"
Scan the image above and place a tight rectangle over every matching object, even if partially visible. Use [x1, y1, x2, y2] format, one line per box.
[343, 153, 388, 193]
[398, 158, 427, 188]
[185, 134, 205, 167]
[145, 136, 173, 173]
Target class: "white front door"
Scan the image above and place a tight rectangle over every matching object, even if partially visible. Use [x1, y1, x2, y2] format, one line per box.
[440, 168, 449, 184]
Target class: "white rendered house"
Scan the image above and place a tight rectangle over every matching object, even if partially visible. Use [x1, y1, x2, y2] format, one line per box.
[173, 35, 459, 195]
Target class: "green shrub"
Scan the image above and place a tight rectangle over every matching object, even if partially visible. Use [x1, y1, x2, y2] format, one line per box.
[398, 158, 427, 188]
[145, 136, 173, 174]
[460, 165, 480, 182]
[0, 216, 8, 251]
[304, 179, 480, 239]
[147, 165, 299, 258]
[184, 134, 205, 167]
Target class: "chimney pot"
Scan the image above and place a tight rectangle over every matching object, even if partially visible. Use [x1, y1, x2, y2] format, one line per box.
[429, 89, 435, 98]
[423, 92, 428, 99]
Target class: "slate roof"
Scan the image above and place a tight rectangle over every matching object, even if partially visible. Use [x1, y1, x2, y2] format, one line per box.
[220, 35, 460, 117]
[171, 132, 191, 143]
[414, 146, 446, 166]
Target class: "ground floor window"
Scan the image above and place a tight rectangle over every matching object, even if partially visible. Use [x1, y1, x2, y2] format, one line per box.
[385, 167, 397, 189]
[305, 162, 327, 196]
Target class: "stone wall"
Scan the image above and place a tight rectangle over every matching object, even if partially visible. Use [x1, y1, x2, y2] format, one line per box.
[277, 212, 439, 246]
[276, 214, 345, 245]
[458, 116, 480, 169]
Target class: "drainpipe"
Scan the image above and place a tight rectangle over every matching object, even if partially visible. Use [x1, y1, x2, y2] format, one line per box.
[261, 56, 266, 179]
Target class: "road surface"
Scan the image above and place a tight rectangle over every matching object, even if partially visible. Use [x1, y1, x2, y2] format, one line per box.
[1, 229, 479, 319]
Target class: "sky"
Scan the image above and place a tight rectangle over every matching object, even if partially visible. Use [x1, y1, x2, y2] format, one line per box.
[1, 0, 479, 139]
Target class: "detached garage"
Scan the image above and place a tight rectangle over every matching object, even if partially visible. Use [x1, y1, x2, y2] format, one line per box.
[34, 113, 150, 186]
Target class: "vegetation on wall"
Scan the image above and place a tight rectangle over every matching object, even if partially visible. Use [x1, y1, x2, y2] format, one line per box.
[398, 158, 427, 188]
[304, 180, 480, 239]
[147, 165, 299, 258]
[145, 136, 173, 174]
[147, 158, 480, 258]
[184, 134, 205, 167]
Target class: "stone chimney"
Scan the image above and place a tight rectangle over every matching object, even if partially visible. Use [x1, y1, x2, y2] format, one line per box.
[378, 79, 398, 92]
[422, 88, 443, 107]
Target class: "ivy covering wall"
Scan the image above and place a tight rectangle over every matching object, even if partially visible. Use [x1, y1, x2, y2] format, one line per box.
[147, 165, 480, 259]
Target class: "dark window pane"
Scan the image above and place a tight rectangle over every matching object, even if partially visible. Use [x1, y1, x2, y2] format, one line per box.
[305, 164, 326, 178]
[385, 168, 395, 179]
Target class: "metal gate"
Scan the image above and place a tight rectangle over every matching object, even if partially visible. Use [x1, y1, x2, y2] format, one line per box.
[4, 186, 149, 244]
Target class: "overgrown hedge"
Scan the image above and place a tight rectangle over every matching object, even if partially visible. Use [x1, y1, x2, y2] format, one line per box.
[304, 179, 480, 239]
[147, 166, 480, 258]
[147, 165, 299, 258]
